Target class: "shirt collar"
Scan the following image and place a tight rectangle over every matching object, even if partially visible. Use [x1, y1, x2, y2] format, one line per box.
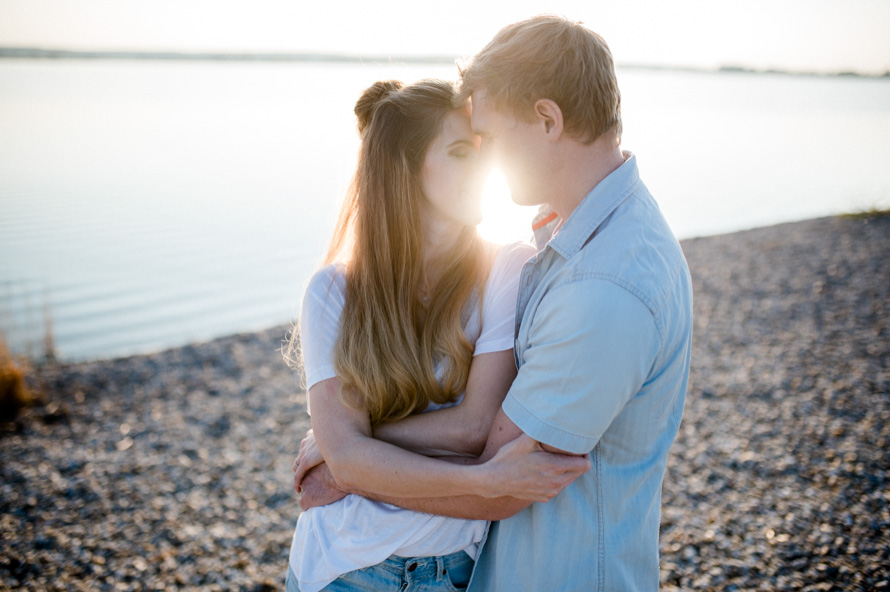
[533, 152, 640, 258]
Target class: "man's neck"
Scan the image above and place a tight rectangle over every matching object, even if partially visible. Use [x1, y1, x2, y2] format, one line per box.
[547, 137, 627, 222]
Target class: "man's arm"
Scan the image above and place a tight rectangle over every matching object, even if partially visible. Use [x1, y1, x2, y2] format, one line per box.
[300, 408, 589, 520]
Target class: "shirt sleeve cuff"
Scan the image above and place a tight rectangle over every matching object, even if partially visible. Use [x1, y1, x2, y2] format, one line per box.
[471, 337, 514, 357]
[305, 364, 337, 392]
[502, 393, 598, 455]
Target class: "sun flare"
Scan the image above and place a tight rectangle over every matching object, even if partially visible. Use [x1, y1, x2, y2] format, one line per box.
[476, 169, 537, 245]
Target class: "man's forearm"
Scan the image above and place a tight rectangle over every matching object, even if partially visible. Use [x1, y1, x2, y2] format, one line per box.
[354, 453, 530, 520]
[299, 460, 528, 519]
[352, 487, 530, 521]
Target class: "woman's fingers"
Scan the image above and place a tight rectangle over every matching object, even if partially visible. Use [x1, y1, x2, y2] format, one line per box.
[482, 434, 590, 501]
[293, 467, 303, 494]
[293, 460, 310, 493]
[293, 429, 321, 493]
[292, 429, 325, 493]
[530, 455, 590, 502]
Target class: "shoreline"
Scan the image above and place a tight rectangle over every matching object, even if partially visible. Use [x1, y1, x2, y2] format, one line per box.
[2, 213, 888, 590]
[12, 212, 890, 368]
[3, 48, 888, 79]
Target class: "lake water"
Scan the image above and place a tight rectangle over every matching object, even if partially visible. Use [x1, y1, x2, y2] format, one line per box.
[1, 59, 889, 361]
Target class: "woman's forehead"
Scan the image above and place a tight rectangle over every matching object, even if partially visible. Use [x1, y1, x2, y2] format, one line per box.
[434, 110, 474, 146]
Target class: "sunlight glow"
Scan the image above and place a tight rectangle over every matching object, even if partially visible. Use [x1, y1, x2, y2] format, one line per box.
[476, 168, 537, 245]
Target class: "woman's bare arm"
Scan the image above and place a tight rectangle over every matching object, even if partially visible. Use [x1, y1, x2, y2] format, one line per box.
[291, 350, 514, 492]
[371, 350, 517, 457]
[300, 408, 591, 519]
[305, 376, 587, 502]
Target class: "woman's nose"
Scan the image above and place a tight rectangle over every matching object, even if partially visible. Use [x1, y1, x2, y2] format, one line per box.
[475, 145, 494, 174]
[479, 139, 494, 162]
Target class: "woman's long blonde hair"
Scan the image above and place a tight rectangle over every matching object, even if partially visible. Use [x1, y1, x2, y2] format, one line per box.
[292, 79, 489, 425]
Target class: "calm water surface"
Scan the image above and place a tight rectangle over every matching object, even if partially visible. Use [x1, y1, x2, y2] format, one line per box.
[1, 60, 889, 360]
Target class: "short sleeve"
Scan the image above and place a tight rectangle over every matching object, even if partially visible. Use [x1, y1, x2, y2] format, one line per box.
[473, 242, 535, 356]
[502, 279, 661, 454]
[299, 265, 346, 391]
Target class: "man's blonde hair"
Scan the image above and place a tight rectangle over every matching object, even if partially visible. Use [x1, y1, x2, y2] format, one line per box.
[457, 15, 622, 144]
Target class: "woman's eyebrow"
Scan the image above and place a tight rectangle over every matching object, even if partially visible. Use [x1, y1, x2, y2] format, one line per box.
[446, 139, 476, 148]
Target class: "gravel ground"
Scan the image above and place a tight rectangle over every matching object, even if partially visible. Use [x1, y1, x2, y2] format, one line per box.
[2, 213, 888, 591]
[660, 213, 889, 591]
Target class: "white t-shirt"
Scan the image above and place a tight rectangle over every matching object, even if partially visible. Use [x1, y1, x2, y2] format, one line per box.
[289, 242, 533, 592]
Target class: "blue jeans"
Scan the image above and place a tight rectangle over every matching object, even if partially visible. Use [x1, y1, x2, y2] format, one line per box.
[286, 550, 474, 592]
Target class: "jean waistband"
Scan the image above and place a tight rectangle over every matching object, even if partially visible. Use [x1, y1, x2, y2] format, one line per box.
[377, 550, 472, 578]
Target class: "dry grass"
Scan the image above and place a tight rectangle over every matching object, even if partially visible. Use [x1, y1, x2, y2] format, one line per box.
[843, 206, 890, 220]
[0, 335, 36, 423]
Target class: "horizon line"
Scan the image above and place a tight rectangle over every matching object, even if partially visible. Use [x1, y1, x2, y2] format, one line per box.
[1, 46, 888, 79]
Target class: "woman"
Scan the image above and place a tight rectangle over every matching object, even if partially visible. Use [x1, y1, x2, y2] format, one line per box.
[284, 79, 568, 592]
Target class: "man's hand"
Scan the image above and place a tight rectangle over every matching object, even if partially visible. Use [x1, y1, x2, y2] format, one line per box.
[478, 433, 590, 502]
[298, 463, 348, 511]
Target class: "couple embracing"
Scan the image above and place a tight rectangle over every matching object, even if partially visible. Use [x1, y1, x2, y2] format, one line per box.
[284, 15, 693, 592]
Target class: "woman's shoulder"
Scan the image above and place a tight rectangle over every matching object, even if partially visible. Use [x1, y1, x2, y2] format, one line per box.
[487, 240, 536, 280]
[305, 262, 348, 301]
[474, 240, 536, 298]
[493, 240, 537, 262]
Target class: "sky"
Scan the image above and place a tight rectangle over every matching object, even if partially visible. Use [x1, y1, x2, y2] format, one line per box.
[1, 0, 889, 74]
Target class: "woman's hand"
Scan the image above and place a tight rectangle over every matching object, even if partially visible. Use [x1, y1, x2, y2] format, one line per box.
[292, 429, 325, 494]
[476, 434, 590, 502]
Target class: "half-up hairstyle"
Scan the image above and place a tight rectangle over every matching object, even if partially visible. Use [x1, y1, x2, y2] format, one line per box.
[320, 79, 489, 425]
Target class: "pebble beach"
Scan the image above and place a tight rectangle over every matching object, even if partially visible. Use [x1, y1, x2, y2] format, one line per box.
[2, 213, 888, 591]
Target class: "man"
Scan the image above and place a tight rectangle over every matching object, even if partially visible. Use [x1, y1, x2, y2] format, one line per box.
[300, 15, 692, 591]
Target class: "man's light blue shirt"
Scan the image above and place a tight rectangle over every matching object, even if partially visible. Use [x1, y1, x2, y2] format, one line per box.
[469, 154, 693, 591]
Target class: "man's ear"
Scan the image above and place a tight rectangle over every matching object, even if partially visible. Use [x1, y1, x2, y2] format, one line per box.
[534, 99, 563, 139]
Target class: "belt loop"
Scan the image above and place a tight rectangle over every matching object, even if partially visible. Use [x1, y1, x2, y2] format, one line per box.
[436, 555, 446, 582]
